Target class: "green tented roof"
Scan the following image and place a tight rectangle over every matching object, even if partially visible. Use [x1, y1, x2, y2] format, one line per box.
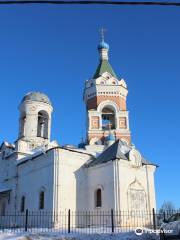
[93, 60, 117, 79]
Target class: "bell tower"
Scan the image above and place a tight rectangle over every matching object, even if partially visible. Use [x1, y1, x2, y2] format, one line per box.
[84, 34, 131, 145]
[16, 92, 53, 153]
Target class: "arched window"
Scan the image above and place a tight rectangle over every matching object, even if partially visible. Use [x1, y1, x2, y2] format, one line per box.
[20, 196, 25, 212]
[95, 189, 102, 208]
[0, 201, 6, 216]
[39, 191, 45, 210]
[102, 106, 115, 130]
[19, 112, 26, 137]
[37, 111, 49, 139]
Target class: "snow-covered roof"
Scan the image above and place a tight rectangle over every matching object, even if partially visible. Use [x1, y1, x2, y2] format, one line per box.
[17, 145, 94, 166]
[86, 140, 157, 167]
[0, 187, 12, 193]
[0, 141, 15, 151]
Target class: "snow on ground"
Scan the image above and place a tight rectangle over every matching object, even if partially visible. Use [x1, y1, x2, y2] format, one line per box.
[0, 232, 159, 240]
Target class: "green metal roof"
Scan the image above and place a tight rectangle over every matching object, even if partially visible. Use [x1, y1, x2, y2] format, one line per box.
[93, 60, 117, 79]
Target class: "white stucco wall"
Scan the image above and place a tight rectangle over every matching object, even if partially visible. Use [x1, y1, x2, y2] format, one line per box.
[0, 145, 157, 217]
[0, 151, 18, 213]
[85, 162, 115, 211]
[118, 160, 156, 212]
[53, 148, 91, 212]
[16, 150, 54, 211]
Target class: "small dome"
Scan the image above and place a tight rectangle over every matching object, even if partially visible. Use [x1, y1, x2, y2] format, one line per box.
[98, 40, 109, 50]
[106, 133, 115, 142]
[21, 92, 52, 105]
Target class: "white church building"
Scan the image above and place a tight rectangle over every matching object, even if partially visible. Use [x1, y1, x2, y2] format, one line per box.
[0, 38, 157, 218]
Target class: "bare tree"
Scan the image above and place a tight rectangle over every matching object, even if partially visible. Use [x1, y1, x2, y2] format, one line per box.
[159, 201, 175, 213]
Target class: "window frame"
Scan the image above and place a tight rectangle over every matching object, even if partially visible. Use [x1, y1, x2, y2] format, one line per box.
[39, 190, 45, 210]
[95, 188, 102, 208]
[20, 196, 25, 213]
[37, 111, 49, 139]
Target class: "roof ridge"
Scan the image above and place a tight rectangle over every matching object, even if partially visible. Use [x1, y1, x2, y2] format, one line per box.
[86, 139, 157, 168]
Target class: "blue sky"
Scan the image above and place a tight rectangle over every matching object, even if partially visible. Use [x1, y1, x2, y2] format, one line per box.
[0, 3, 180, 209]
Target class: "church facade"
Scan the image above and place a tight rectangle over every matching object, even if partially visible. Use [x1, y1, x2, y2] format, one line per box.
[0, 38, 157, 218]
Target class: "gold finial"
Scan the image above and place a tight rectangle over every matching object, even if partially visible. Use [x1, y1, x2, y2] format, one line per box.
[99, 27, 106, 42]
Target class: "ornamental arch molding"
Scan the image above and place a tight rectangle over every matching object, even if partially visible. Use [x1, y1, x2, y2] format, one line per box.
[97, 100, 119, 114]
[97, 100, 119, 130]
[127, 178, 148, 213]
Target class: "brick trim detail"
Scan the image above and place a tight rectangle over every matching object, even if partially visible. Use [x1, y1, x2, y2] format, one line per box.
[87, 96, 126, 111]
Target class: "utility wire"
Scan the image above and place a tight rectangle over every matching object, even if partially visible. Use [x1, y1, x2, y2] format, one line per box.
[0, 1, 179, 7]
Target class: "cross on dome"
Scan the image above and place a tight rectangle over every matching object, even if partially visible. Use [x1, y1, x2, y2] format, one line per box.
[100, 27, 106, 42]
[98, 27, 109, 50]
